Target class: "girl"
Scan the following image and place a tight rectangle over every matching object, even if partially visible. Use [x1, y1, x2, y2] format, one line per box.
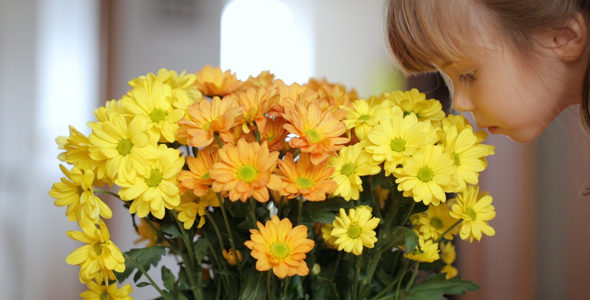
[386, 0, 590, 143]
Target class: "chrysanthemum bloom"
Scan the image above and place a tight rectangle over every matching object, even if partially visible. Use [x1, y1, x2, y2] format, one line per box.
[177, 150, 218, 196]
[80, 280, 133, 300]
[230, 86, 280, 134]
[93, 99, 130, 123]
[134, 218, 163, 247]
[418, 203, 459, 241]
[449, 185, 496, 242]
[307, 78, 357, 109]
[386, 89, 445, 121]
[342, 99, 392, 141]
[89, 114, 157, 183]
[327, 144, 381, 200]
[403, 236, 440, 263]
[320, 223, 338, 248]
[119, 145, 185, 219]
[195, 65, 242, 97]
[66, 220, 125, 283]
[128, 68, 202, 109]
[282, 100, 349, 165]
[56, 126, 101, 174]
[365, 107, 429, 176]
[440, 242, 458, 279]
[440, 114, 495, 167]
[222, 248, 243, 266]
[257, 117, 288, 152]
[244, 216, 315, 278]
[177, 96, 244, 147]
[276, 153, 337, 201]
[50, 165, 112, 224]
[331, 206, 380, 255]
[209, 139, 282, 203]
[236, 70, 275, 93]
[175, 190, 219, 229]
[394, 144, 456, 206]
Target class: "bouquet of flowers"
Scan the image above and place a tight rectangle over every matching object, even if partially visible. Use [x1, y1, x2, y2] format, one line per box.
[50, 65, 496, 300]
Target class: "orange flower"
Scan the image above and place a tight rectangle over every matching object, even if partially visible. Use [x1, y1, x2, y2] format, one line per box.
[276, 153, 337, 201]
[244, 216, 315, 278]
[269, 79, 318, 116]
[222, 248, 243, 266]
[257, 117, 288, 152]
[236, 70, 275, 92]
[209, 139, 282, 203]
[195, 65, 242, 97]
[282, 100, 349, 165]
[177, 150, 218, 196]
[229, 86, 280, 135]
[177, 96, 244, 147]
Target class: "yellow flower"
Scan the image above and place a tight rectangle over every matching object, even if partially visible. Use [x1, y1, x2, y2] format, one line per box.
[222, 248, 243, 266]
[440, 242, 458, 279]
[236, 70, 275, 92]
[175, 190, 220, 229]
[404, 236, 440, 263]
[209, 139, 282, 203]
[441, 114, 495, 156]
[122, 78, 185, 143]
[177, 150, 217, 196]
[93, 99, 130, 123]
[386, 89, 445, 121]
[66, 220, 125, 283]
[244, 216, 315, 278]
[195, 65, 242, 97]
[394, 144, 456, 206]
[118, 145, 185, 219]
[89, 114, 157, 183]
[327, 144, 381, 201]
[342, 99, 391, 141]
[282, 100, 349, 165]
[320, 223, 338, 248]
[56, 126, 100, 174]
[449, 185, 496, 242]
[418, 203, 459, 241]
[229, 86, 280, 134]
[49, 165, 112, 224]
[80, 280, 133, 300]
[331, 206, 380, 255]
[128, 68, 202, 109]
[276, 153, 337, 201]
[134, 218, 163, 247]
[364, 106, 429, 176]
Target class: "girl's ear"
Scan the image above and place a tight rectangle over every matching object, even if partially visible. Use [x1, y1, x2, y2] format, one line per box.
[550, 12, 588, 62]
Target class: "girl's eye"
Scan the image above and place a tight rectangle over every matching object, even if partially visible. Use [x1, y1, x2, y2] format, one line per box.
[459, 71, 477, 82]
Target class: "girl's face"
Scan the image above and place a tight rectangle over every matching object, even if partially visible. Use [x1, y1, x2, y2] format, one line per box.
[438, 37, 582, 143]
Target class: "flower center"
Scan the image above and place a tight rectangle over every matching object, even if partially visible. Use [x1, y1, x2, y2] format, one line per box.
[149, 108, 168, 122]
[417, 167, 434, 182]
[466, 207, 477, 221]
[202, 172, 211, 180]
[146, 169, 164, 187]
[347, 224, 362, 239]
[341, 163, 356, 176]
[91, 242, 103, 256]
[270, 242, 290, 259]
[306, 129, 322, 143]
[431, 217, 443, 229]
[203, 121, 211, 130]
[452, 152, 461, 166]
[117, 139, 133, 156]
[101, 293, 113, 300]
[236, 165, 258, 183]
[77, 186, 84, 196]
[296, 177, 314, 189]
[358, 114, 371, 121]
[390, 138, 406, 152]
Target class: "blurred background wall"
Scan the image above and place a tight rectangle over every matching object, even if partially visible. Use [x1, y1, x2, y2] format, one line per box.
[1, 0, 590, 299]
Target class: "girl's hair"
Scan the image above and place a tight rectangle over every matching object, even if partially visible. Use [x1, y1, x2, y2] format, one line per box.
[386, 0, 590, 133]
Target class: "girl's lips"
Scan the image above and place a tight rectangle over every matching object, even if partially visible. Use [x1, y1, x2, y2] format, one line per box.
[488, 126, 499, 134]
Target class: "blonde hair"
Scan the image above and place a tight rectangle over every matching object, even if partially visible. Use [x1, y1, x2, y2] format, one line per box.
[386, 0, 590, 132]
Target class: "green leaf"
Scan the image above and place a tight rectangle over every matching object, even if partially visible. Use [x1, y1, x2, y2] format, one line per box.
[194, 237, 210, 264]
[378, 227, 405, 251]
[161, 223, 182, 239]
[239, 269, 267, 300]
[115, 246, 166, 283]
[161, 266, 176, 291]
[136, 282, 151, 287]
[402, 273, 481, 300]
[404, 227, 419, 253]
[302, 198, 348, 224]
[371, 170, 387, 190]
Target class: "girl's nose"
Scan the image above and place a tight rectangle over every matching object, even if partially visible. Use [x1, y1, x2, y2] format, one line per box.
[452, 90, 476, 112]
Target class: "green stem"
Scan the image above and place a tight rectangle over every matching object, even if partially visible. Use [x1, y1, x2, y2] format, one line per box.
[278, 196, 285, 217]
[124, 253, 171, 300]
[361, 251, 383, 295]
[297, 196, 304, 225]
[143, 218, 177, 251]
[267, 271, 276, 300]
[292, 148, 301, 158]
[214, 132, 224, 148]
[434, 219, 463, 243]
[330, 251, 344, 284]
[254, 122, 262, 143]
[402, 202, 416, 226]
[370, 178, 383, 220]
[353, 254, 363, 300]
[216, 193, 243, 277]
[394, 261, 409, 300]
[249, 197, 258, 228]
[283, 276, 291, 298]
[171, 211, 200, 300]
[405, 262, 419, 291]
[204, 210, 226, 251]
[369, 260, 409, 300]
[94, 188, 121, 200]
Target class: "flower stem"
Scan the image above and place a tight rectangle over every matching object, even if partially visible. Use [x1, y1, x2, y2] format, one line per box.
[171, 210, 201, 300]
[297, 196, 304, 225]
[124, 253, 171, 300]
[216, 193, 243, 277]
[369, 259, 409, 300]
[249, 197, 258, 228]
[394, 260, 409, 300]
[330, 251, 343, 284]
[405, 262, 420, 291]
[282, 276, 291, 297]
[94, 188, 121, 200]
[267, 271, 276, 300]
[434, 219, 463, 244]
[214, 132, 224, 148]
[292, 148, 301, 158]
[361, 251, 382, 295]
[254, 122, 262, 143]
[353, 254, 363, 300]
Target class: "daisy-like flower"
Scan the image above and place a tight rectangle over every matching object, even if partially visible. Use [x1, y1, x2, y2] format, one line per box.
[230, 86, 280, 134]
[122, 78, 185, 143]
[50, 165, 112, 224]
[327, 144, 381, 201]
[177, 150, 217, 196]
[89, 114, 157, 183]
[129, 68, 202, 109]
[342, 98, 391, 140]
[244, 215, 315, 278]
[269, 80, 319, 116]
[236, 70, 275, 93]
[365, 106, 429, 175]
[394, 144, 456, 206]
[195, 65, 242, 97]
[177, 96, 244, 147]
[440, 242, 458, 279]
[258, 117, 288, 152]
[320, 223, 338, 248]
[331, 206, 380, 255]
[403, 236, 440, 263]
[418, 203, 459, 241]
[80, 280, 133, 300]
[175, 190, 220, 229]
[134, 218, 163, 247]
[386, 89, 445, 121]
[222, 248, 243, 266]
[308, 79, 357, 109]
[66, 220, 125, 283]
[210, 139, 282, 203]
[57, 126, 98, 172]
[276, 153, 337, 201]
[118, 145, 185, 219]
[93, 99, 130, 123]
[282, 100, 349, 165]
[449, 185, 496, 242]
